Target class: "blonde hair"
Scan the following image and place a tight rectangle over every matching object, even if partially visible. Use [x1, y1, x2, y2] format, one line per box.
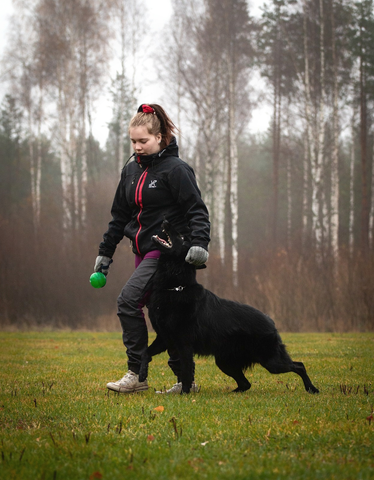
[129, 104, 178, 149]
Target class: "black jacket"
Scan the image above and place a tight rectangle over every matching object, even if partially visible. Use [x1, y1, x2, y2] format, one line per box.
[99, 138, 210, 258]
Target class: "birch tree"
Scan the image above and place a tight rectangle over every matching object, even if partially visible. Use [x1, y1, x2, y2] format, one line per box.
[349, 112, 356, 255]
[169, 0, 253, 284]
[3, 4, 45, 233]
[312, 0, 326, 253]
[329, 0, 339, 258]
[110, 0, 145, 170]
[167, 0, 228, 256]
[225, 0, 248, 285]
[34, 0, 111, 235]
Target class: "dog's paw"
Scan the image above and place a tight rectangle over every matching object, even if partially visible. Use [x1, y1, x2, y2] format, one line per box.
[307, 385, 319, 394]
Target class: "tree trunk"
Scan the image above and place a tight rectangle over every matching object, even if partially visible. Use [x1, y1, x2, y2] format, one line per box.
[129, 0, 141, 156]
[272, 74, 281, 247]
[58, 81, 73, 235]
[28, 108, 36, 232]
[80, 36, 88, 229]
[349, 113, 355, 256]
[272, 3, 281, 247]
[359, 39, 369, 253]
[312, 0, 326, 253]
[213, 145, 227, 264]
[302, 1, 315, 247]
[302, 130, 309, 244]
[369, 143, 374, 248]
[287, 148, 292, 251]
[228, 66, 239, 287]
[330, 0, 339, 258]
[28, 80, 43, 235]
[118, 0, 126, 172]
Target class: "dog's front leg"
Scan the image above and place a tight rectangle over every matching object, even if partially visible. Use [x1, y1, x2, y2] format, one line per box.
[177, 345, 194, 394]
[139, 334, 168, 382]
[139, 354, 150, 383]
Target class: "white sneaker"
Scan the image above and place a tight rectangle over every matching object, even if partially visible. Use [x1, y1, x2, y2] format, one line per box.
[156, 382, 199, 394]
[106, 370, 148, 393]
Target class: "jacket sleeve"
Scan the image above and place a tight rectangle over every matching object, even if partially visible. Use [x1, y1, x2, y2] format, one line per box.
[98, 171, 132, 258]
[168, 164, 210, 250]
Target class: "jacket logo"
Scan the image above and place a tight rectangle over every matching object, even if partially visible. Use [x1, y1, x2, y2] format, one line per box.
[149, 180, 157, 188]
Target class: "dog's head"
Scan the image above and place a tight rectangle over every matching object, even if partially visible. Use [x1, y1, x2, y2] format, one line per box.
[152, 219, 190, 258]
[152, 219, 207, 269]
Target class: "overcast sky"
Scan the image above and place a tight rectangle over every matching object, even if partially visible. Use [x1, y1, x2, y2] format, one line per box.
[0, 0, 269, 145]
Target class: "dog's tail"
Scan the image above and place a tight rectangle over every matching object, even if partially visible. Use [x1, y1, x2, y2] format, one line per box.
[233, 330, 281, 370]
[243, 330, 290, 368]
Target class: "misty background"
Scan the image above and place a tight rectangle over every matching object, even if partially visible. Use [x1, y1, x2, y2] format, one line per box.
[0, 0, 373, 332]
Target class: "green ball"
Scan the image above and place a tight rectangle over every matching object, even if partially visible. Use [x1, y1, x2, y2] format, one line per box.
[90, 272, 106, 288]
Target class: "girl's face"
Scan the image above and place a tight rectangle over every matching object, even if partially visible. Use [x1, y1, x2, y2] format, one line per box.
[129, 125, 162, 156]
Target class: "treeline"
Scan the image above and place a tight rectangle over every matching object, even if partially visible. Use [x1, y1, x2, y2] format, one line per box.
[1, 0, 374, 331]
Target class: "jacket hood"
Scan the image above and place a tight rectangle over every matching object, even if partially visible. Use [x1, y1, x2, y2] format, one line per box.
[136, 136, 179, 166]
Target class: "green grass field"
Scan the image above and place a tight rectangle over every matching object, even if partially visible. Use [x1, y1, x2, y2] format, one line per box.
[0, 332, 373, 479]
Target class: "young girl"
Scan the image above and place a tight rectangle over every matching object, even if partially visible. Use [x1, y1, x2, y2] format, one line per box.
[94, 104, 210, 394]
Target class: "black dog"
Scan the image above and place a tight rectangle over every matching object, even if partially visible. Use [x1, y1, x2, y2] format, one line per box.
[139, 220, 319, 395]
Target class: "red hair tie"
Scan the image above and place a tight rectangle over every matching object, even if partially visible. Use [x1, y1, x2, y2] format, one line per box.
[139, 104, 156, 114]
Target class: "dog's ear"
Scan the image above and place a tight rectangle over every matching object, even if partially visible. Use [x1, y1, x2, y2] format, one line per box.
[161, 217, 170, 230]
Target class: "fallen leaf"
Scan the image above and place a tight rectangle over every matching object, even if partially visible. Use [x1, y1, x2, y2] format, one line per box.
[154, 406, 164, 412]
[147, 435, 155, 441]
[293, 420, 300, 425]
[188, 458, 204, 471]
[89, 472, 102, 480]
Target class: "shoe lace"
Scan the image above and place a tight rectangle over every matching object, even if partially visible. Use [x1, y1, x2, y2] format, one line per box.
[120, 371, 136, 382]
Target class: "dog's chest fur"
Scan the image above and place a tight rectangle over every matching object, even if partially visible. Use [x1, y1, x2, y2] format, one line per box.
[149, 258, 202, 331]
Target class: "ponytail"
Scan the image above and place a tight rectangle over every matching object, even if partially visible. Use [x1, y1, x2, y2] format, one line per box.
[129, 104, 178, 148]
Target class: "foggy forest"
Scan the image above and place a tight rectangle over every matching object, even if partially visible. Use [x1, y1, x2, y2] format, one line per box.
[0, 0, 374, 332]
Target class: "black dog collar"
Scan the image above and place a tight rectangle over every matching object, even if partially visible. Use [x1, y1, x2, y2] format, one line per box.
[167, 286, 186, 292]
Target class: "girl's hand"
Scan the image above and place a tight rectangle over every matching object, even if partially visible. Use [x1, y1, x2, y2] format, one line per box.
[185, 246, 209, 266]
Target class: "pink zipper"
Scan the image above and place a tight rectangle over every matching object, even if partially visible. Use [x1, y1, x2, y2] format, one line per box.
[134, 167, 149, 254]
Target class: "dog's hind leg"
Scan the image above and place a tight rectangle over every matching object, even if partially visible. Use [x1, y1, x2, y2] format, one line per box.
[215, 357, 251, 393]
[260, 359, 319, 394]
[139, 335, 168, 382]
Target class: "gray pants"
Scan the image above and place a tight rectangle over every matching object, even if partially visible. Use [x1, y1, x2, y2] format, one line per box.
[117, 256, 194, 380]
